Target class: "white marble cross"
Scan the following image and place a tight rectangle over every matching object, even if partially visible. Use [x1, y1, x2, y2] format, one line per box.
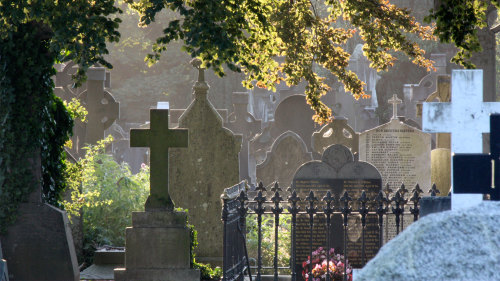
[422, 69, 500, 210]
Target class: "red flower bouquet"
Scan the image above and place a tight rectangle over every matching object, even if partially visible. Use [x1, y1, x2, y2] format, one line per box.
[302, 247, 352, 281]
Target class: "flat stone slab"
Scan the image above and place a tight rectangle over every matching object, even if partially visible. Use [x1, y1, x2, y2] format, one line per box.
[355, 201, 500, 281]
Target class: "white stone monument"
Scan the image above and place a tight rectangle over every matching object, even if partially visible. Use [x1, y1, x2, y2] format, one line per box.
[422, 69, 500, 210]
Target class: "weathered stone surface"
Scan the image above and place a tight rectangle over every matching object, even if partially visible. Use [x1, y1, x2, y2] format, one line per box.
[256, 131, 312, 189]
[312, 117, 359, 156]
[169, 63, 241, 262]
[114, 211, 199, 281]
[1, 203, 79, 281]
[431, 148, 451, 195]
[355, 202, 500, 281]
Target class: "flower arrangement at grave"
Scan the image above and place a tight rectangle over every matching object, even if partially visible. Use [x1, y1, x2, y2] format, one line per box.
[302, 247, 352, 281]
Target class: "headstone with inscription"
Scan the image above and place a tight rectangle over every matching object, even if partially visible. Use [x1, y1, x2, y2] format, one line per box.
[292, 144, 382, 271]
[256, 131, 312, 189]
[225, 92, 262, 185]
[169, 59, 242, 264]
[360, 94, 431, 191]
[312, 116, 359, 156]
[359, 94, 431, 241]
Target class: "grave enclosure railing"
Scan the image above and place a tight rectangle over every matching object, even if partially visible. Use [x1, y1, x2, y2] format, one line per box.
[221, 181, 441, 281]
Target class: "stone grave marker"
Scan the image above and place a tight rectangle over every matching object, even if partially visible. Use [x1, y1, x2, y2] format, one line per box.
[256, 131, 313, 189]
[1, 153, 79, 280]
[359, 94, 431, 241]
[79, 66, 120, 146]
[312, 116, 359, 156]
[271, 94, 318, 153]
[114, 102, 199, 281]
[360, 94, 431, 190]
[225, 92, 262, 185]
[422, 69, 500, 210]
[292, 144, 382, 270]
[169, 59, 242, 264]
[56, 66, 119, 158]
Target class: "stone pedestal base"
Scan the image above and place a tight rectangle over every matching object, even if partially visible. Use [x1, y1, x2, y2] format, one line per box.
[114, 211, 200, 281]
[0, 203, 79, 281]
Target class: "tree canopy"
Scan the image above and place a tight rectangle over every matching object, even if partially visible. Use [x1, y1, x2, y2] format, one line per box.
[125, 0, 436, 123]
[125, 0, 500, 123]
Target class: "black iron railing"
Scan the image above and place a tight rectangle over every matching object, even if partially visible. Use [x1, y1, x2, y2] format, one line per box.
[222, 181, 435, 281]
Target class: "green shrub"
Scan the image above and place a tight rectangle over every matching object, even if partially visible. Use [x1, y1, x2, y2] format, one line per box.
[63, 136, 149, 264]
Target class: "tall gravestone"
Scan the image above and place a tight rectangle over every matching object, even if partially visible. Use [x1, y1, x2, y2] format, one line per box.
[225, 92, 262, 185]
[292, 144, 382, 271]
[169, 59, 242, 264]
[422, 69, 500, 210]
[256, 131, 313, 189]
[359, 94, 431, 241]
[54, 64, 117, 158]
[114, 103, 199, 281]
[1, 152, 79, 281]
[311, 116, 359, 156]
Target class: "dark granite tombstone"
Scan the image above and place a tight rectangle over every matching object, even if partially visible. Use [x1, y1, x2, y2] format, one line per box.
[1, 153, 79, 281]
[420, 196, 451, 217]
[292, 144, 382, 271]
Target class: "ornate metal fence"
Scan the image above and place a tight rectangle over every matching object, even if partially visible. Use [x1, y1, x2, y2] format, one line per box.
[221, 181, 252, 281]
[222, 181, 435, 281]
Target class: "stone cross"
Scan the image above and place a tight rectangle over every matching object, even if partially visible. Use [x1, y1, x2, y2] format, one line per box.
[130, 106, 188, 211]
[225, 92, 261, 185]
[453, 114, 500, 200]
[83, 67, 119, 145]
[388, 94, 402, 120]
[422, 69, 500, 209]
